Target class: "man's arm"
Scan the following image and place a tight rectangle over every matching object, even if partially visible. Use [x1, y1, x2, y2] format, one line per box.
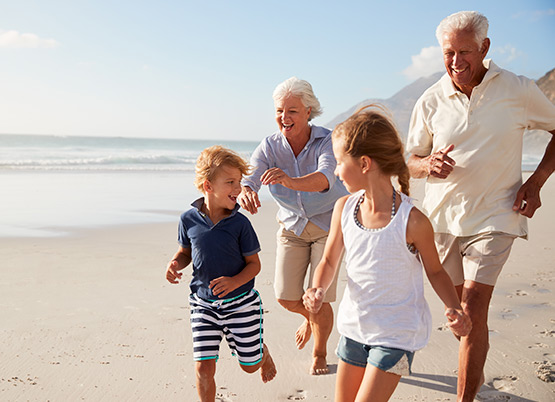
[513, 130, 555, 218]
[407, 144, 456, 179]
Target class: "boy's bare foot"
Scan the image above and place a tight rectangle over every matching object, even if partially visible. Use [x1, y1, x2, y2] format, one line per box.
[295, 320, 312, 349]
[260, 344, 277, 383]
[310, 355, 329, 375]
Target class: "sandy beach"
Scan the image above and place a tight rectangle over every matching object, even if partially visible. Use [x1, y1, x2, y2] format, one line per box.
[1, 175, 554, 401]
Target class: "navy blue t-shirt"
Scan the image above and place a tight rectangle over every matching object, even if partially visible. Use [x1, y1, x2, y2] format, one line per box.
[178, 198, 261, 300]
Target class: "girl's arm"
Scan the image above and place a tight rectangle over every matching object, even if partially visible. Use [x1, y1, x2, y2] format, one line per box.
[209, 253, 261, 298]
[302, 195, 347, 313]
[166, 246, 192, 284]
[407, 208, 472, 337]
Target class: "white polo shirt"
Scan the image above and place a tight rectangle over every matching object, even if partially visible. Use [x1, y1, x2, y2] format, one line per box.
[407, 60, 555, 237]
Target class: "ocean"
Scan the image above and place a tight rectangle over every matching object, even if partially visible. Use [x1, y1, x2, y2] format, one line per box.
[0, 134, 261, 237]
[0, 133, 546, 237]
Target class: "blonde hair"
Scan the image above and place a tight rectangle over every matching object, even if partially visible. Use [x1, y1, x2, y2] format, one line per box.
[332, 105, 410, 195]
[194, 145, 251, 193]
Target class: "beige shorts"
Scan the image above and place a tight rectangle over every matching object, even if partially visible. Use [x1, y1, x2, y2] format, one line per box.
[274, 220, 339, 302]
[435, 231, 516, 287]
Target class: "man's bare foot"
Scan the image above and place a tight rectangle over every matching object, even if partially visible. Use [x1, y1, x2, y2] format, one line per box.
[295, 320, 312, 350]
[260, 344, 277, 383]
[310, 355, 329, 375]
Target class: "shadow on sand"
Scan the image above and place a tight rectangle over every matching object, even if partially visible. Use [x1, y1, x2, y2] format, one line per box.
[400, 372, 536, 401]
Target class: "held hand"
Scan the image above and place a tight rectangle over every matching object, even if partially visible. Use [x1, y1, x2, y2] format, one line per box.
[445, 308, 472, 337]
[261, 168, 293, 188]
[512, 178, 542, 218]
[302, 287, 325, 314]
[209, 276, 239, 298]
[427, 144, 456, 179]
[238, 187, 261, 215]
[166, 260, 182, 284]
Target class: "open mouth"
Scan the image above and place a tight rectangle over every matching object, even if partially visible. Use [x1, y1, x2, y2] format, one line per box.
[282, 123, 293, 130]
[229, 195, 237, 202]
[452, 67, 467, 74]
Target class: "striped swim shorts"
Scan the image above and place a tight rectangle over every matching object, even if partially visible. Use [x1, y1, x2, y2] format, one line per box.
[189, 289, 264, 366]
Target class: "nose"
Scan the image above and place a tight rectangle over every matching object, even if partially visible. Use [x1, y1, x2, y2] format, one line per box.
[452, 52, 463, 67]
[233, 181, 242, 193]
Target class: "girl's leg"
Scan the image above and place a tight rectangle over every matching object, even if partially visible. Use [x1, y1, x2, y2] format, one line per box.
[335, 360, 366, 402]
[195, 359, 217, 402]
[355, 364, 401, 402]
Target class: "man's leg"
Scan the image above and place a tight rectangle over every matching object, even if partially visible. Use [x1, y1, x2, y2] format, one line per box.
[457, 280, 494, 402]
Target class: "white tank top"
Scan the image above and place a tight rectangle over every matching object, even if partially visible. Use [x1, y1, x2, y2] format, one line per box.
[337, 190, 432, 351]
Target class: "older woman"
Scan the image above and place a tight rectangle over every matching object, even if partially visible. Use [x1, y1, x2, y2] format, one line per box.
[239, 77, 348, 375]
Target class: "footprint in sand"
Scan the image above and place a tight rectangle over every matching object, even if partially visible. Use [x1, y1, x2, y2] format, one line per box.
[476, 391, 511, 401]
[287, 389, 307, 400]
[539, 329, 555, 338]
[534, 360, 555, 383]
[500, 308, 518, 320]
[491, 375, 518, 392]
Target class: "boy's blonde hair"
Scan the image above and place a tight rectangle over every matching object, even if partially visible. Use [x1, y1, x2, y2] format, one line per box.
[194, 145, 251, 193]
[332, 104, 410, 196]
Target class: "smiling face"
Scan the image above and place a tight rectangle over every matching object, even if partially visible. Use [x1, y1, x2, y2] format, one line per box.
[441, 29, 490, 96]
[205, 164, 243, 211]
[274, 95, 311, 139]
[332, 137, 363, 193]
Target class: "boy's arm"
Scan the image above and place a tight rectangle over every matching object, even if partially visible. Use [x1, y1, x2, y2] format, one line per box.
[209, 253, 261, 298]
[302, 195, 347, 313]
[407, 208, 471, 337]
[166, 246, 192, 284]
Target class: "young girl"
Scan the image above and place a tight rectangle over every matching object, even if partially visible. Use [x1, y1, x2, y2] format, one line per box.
[302, 106, 471, 402]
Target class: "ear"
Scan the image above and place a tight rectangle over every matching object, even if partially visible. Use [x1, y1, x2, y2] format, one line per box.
[203, 180, 213, 193]
[360, 155, 372, 173]
[480, 37, 490, 57]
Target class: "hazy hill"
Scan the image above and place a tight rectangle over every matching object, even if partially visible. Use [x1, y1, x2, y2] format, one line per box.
[536, 67, 555, 103]
[326, 67, 555, 162]
[326, 72, 443, 140]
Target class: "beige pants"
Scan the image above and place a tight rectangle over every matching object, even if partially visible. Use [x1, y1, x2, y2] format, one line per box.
[274, 221, 339, 302]
[435, 231, 516, 286]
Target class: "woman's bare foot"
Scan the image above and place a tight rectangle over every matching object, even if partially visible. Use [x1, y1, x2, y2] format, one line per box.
[260, 344, 277, 383]
[310, 355, 329, 375]
[295, 320, 312, 349]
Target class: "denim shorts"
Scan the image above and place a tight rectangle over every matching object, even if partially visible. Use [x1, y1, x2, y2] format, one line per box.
[336, 335, 414, 376]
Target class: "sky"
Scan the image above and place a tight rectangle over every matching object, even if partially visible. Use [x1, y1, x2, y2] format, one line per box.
[0, 0, 554, 141]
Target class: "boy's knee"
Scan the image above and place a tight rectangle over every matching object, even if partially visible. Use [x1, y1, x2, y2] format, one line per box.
[240, 362, 260, 374]
[196, 360, 216, 380]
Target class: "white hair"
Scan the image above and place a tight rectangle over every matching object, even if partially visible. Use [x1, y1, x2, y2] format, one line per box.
[436, 11, 489, 48]
[272, 77, 323, 121]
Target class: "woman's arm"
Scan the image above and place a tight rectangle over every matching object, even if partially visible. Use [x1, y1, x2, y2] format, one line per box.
[260, 169, 329, 192]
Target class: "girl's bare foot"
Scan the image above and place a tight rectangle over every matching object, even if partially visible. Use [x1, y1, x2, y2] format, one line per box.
[295, 320, 312, 349]
[310, 355, 329, 375]
[261, 344, 277, 383]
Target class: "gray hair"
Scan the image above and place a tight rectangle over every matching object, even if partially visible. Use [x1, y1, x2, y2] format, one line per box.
[436, 11, 489, 48]
[272, 77, 323, 121]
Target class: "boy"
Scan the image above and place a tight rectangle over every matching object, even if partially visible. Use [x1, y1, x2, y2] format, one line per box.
[165, 145, 277, 402]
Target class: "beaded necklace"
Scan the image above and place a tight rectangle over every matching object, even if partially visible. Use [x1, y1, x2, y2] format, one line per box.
[353, 187, 396, 232]
[353, 187, 418, 254]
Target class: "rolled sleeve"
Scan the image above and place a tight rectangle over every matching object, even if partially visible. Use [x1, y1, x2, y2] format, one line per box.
[242, 142, 269, 193]
[316, 135, 337, 192]
[407, 98, 434, 157]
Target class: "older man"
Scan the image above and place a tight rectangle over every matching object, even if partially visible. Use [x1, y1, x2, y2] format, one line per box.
[406, 11, 555, 402]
